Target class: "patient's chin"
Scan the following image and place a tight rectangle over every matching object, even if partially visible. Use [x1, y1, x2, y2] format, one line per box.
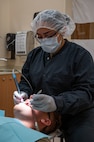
[13, 104, 32, 120]
[14, 103, 27, 111]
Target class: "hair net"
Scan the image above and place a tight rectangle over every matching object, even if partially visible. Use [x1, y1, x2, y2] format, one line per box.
[31, 9, 76, 37]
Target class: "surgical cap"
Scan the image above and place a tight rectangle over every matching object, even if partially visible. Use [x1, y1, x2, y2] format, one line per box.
[31, 9, 76, 37]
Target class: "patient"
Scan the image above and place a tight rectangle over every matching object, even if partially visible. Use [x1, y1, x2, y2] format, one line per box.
[0, 99, 61, 142]
[14, 99, 61, 134]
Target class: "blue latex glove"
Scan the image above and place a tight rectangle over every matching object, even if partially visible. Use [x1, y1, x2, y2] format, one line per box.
[30, 94, 57, 112]
[13, 91, 28, 104]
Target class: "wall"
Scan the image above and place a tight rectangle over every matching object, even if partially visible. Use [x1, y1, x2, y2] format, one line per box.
[65, 0, 72, 16]
[0, 0, 66, 68]
[0, 0, 10, 66]
[10, 0, 66, 32]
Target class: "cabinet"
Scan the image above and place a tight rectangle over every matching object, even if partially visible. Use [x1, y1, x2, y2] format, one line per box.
[0, 73, 21, 117]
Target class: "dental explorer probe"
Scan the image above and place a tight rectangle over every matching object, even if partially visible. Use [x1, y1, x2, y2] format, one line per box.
[30, 89, 42, 104]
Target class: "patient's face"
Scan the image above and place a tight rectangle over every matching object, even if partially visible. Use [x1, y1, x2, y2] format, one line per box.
[13, 99, 51, 130]
[14, 99, 34, 119]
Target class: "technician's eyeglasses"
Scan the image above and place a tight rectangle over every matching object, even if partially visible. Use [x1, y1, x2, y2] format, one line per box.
[35, 31, 58, 43]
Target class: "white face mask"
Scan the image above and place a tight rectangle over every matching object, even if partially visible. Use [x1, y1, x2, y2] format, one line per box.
[38, 36, 61, 53]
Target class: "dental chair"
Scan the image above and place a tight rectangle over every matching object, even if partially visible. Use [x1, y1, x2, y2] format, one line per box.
[0, 110, 5, 116]
[0, 110, 64, 142]
[50, 129, 65, 142]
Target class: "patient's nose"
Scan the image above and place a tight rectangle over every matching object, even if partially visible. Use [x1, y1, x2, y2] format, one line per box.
[25, 99, 31, 106]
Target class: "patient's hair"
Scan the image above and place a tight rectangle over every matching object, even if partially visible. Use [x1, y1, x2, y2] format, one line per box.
[41, 112, 61, 134]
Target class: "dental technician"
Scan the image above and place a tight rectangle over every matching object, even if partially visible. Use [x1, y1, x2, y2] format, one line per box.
[13, 9, 94, 142]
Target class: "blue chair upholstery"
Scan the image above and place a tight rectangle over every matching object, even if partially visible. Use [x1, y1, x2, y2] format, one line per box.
[0, 110, 5, 116]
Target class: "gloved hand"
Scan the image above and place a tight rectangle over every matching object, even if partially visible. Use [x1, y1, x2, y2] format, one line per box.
[30, 94, 57, 112]
[13, 91, 28, 104]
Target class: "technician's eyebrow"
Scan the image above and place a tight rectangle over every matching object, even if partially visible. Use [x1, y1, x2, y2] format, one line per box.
[37, 29, 56, 34]
[37, 30, 57, 38]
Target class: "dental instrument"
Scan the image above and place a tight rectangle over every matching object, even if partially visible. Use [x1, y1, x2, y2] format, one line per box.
[12, 69, 23, 102]
[12, 69, 42, 103]
[37, 89, 42, 94]
[30, 89, 42, 104]
[14, 69, 33, 91]
[12, 69, 20, 94]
